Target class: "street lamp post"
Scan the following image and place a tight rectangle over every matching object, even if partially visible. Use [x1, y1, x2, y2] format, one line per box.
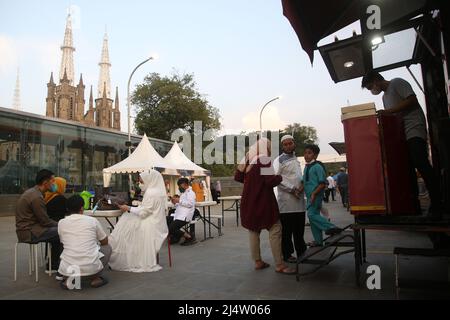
[259, 96, 281, 134]
[127, 56, 155, 156]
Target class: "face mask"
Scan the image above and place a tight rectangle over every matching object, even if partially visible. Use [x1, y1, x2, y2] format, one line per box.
[179, 187, 185, 193]
[50, 184, 58, 193]
[370, 86, 381, 95]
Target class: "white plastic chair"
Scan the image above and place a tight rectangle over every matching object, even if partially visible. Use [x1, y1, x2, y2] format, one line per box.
[14, 242, 52, 282]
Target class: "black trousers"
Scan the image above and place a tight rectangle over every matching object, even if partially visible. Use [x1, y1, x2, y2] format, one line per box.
[166, 216, 188, 243]
[407, 137, 441, 212]
[325, 188, 336, 202]
[31, 227, 62, 269]
[339, 186, 348, 207]
[280, 212, 307, 260]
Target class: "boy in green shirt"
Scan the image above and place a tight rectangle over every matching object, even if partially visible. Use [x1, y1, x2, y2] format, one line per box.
[303, 145, 342, 246]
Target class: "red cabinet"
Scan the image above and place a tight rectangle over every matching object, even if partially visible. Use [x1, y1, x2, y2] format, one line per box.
[342, 107, 417, 216]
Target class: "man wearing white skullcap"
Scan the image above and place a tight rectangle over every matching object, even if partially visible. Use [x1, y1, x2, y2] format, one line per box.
[273, 135, 307, 263]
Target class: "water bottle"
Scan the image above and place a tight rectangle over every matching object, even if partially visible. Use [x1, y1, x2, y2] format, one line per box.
[92, 200, 100, 214]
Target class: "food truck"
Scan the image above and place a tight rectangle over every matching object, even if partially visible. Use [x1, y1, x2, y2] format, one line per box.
[282, 0, 450, 287]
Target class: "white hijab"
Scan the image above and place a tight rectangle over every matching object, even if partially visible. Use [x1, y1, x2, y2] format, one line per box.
[138, 170, 168, 218]
[238, 137, 272, 173]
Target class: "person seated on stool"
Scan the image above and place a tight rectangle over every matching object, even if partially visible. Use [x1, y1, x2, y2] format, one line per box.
[166, 178, 197, 245]
[58, 195, 111, 289]
[15, 169, 62, 274]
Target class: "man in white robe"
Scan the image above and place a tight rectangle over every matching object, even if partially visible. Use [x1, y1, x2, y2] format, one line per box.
[273, 135, 307, 263]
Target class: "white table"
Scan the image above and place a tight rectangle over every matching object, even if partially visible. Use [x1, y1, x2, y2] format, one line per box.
[218, 196, 242, 227]
[195, 201, 220, 241]
[84, 210, 123, 230]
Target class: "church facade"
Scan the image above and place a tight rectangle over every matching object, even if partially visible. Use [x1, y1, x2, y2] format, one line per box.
[45, 14, 120, 131]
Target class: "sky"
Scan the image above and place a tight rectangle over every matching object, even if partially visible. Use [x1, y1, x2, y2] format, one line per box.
[0, 0, 426, 155]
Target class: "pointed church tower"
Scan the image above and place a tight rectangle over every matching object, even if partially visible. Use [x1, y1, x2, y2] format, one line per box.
[12, 67, 21, 111]
[113, 86, 121, 130]
[96, 82, 113, 128]
[75, 74, 85, 121]
[46, 72, 56, 117]
[97, 31, 111, 98]
[84, 85, 95, 125]
[59, 13, 75, 85]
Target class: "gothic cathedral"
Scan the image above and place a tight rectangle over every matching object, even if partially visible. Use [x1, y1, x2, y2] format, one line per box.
[45, 13, 121, 131]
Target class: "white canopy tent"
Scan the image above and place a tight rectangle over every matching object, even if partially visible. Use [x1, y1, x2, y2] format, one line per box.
[102, 138, 213, 201]
[102, 134, 174, 187]
[163, 142, 210, 177]
[162, 142, 212, 200]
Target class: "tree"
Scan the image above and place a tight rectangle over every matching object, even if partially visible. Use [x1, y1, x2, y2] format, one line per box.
[132, 72, 221, 141]
[281, 123, 318, 155]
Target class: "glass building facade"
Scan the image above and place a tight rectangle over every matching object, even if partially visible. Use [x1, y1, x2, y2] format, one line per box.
[0, 107, 172, 195]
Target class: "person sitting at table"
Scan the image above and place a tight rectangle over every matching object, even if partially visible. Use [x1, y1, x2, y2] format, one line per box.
[44, 177, 68, 222]
[166, 178, 197, 246]
[58, 195, 111, 289]
[110, 170, 169, 272]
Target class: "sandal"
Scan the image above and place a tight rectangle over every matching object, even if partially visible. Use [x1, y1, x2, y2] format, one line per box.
[254, 261, 270, 270]
[275, 266, 296, 275]
[307, 241, 321, 247]
[90, 276, 109, 288]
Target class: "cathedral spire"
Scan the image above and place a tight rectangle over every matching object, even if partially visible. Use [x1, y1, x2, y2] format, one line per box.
[114, 86, 119, 109]
[12, 67, 21, 111]
[62, 67, 69, 83]
[98, 31, 111, 98]
[49, 72, 55, 85]
[89, 85, 94, 109]
[59, 12, 75, 85]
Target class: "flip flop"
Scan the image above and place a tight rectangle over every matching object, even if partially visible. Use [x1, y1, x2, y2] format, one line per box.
[275, 266, 296, 275]
[90, 276, 109, 288]
[254, 262, 270, 270]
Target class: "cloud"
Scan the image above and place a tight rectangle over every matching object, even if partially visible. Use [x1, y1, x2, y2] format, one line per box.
[242, 106, 285, 132]
[0, 35, 17, 73]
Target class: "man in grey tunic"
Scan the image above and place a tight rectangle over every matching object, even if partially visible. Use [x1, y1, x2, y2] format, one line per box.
[274, 135, 307, 263]
[362, 71, 442, 217]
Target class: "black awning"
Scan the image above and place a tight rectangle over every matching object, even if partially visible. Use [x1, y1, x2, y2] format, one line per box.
[281, 0, 361, 64]
[329, 142, 346, 155]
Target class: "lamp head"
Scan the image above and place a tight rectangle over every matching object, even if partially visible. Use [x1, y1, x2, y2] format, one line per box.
[149, 53, 159, 61]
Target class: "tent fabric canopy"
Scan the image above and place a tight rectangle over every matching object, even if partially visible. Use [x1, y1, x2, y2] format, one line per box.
[163, 142, 210, 177]
[281, 0, 360, 63]
[102, 137, 210, 187]
[102, 134, 169, 186]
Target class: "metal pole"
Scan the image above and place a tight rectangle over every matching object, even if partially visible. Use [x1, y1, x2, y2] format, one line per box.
[406, 66, 425, 94]
[127, 57, 153, 194]
[259, 97, 280, 134]
[127, 57, 153, 156]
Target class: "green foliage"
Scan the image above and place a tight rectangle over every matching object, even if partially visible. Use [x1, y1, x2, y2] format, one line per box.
[280, 123, 318, 156]
[132, 72, 221, 141]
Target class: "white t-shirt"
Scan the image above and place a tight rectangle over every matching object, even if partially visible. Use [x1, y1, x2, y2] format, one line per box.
[173, 187, 196, 221]
[327, 176, 335, 189]
[58, 214, 107, 277]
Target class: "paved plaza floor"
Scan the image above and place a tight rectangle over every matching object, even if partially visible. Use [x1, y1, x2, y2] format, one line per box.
[1, 198, 449, 300]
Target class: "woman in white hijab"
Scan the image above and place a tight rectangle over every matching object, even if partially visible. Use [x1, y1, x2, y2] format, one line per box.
[109, 169, 169, 272]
